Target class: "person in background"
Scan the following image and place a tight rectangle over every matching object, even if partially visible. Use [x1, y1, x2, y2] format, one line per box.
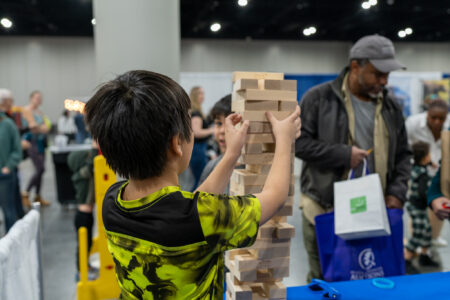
[404, 141, 439, 274]
[68, 141, 99, 280]
[21, 90, 51, 207]
[57, 110, 77, 143]
[189, 86, 214, 189]
[295, 35, 412, 282]
[0, 89, 26, 219]
[74, 111, 88, 144]
[406, 100, 449, 247]
[0, 104, 22, 232]
[198, 94, 235, 192]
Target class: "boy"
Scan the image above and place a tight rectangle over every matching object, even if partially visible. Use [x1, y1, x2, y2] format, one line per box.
[198, 94, 234, 192]
[405, 141, 440, 274]
[84, 70, 300, 299]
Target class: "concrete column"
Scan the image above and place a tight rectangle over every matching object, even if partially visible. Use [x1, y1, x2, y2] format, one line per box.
[93, 0, 180, 83]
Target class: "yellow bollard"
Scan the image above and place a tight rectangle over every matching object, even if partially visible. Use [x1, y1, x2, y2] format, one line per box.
[76, 155, 120, 300]
[79, 227, 88, 283]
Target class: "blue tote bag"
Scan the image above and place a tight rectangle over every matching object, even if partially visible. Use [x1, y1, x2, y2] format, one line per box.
[315, 208, 405, 282]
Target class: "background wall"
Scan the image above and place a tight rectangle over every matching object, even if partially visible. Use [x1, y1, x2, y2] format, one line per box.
[0, 37, 96, 122]
[1, 37, 449, 120]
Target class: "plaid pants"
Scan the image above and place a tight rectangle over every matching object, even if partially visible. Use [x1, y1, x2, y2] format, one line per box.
[405, 202, 432, 252]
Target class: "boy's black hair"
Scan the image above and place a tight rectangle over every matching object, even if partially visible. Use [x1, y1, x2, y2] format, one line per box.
[210, 94, 232, 120]
[84, 70, 192, 180]
[411, 141, 430, 165]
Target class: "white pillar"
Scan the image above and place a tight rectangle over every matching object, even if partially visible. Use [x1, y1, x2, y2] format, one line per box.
[93, 0, 180, 83]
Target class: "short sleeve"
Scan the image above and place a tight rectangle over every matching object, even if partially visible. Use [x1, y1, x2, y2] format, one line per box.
[196, 192, 261, 252]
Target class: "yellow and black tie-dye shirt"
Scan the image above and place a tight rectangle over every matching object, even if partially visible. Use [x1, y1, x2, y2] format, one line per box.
[103, 181, 261, 300]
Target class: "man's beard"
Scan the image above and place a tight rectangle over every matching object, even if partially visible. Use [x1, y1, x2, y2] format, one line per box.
[358, 76, 382, 100]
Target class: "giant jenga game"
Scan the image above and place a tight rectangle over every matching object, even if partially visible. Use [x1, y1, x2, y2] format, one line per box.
[226, 71, 297, 300]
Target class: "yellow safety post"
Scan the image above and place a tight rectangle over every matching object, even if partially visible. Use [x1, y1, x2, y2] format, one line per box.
[76, 155, 120, 300]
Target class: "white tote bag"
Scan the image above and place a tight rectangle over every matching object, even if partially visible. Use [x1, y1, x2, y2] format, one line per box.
[334, 160, 391, 240]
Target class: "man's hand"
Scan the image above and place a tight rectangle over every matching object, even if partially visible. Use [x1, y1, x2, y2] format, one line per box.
[266, 105, 301, 143]
[431, 197, 450, 220]
[385, 195, 403, 209]
[224, 113, 249, 160]
[1, 167, 10, 174]
[350, 146, 368, 169]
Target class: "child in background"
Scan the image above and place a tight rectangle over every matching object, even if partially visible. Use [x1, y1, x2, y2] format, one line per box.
[84, 70, 300, 299]
[405, 141, 440, 274]
[68, 141, 99, 280]
[198, 94, 235, 192]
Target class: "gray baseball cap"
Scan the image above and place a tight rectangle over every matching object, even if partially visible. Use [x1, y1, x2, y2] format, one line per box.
[349, 34, 406, 73]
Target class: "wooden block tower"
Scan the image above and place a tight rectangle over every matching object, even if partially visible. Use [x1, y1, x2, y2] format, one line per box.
[226, 71, 297, 300]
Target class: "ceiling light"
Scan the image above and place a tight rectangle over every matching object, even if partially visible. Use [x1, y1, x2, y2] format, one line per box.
[210, 23, 221, 32]
[91, 18, 96, 26]
[1, 18, 12, 29]
[361, 2, 371, 9]
[405, 27, 413, 35]
[398, 30, 406, 38]
[302, 26, 317, 36]
[368, 0, 377, 6]
[238, 0, 248, 7]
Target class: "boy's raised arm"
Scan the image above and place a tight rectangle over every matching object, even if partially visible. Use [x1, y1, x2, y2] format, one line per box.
[255, 106, 301, 224]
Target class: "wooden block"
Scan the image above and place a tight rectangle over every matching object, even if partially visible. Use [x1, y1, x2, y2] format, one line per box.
[262, 143, 276, 153]
[248, 246, 290, 260]
[227, 259, 289, 282]
[233, 78, 259, 92]
[232, 100, 279, 112]
[248, 122, 272, 133]
[257, 219, 295, 239]
[234, 89, 297, 102]
[240, 111, 291, 122]
[264, 79, 297, 91]
[279, 101, 298, 111]
[230, 180, 263, 194]
[231, 169, 268, 186]
[246, 133, 275, 144]
[274, 203, 293, 218]
[242, 143, 263, 154]
[275, 222, 295, 239]
[233, 254, 290, 271]
[249, 238, 290, 249]
[271, 216, 287, 223]
[256, 267, 290, 282]
[238, 153, 274, 165]
[232, 71, 284, 83]
[265, 282, 287, 299]
[246, 164, 272, 174]
[226, 273, 252, 300]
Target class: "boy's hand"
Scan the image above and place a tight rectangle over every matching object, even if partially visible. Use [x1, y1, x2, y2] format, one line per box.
[266, 105, 301, 143]
[224, 113, 249, 160]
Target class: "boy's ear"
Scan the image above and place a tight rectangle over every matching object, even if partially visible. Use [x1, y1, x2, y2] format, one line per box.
[170, 135, 183, 157]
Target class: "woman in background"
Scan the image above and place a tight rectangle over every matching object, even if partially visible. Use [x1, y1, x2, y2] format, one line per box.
[189, 86, 214, 190]
[21, 91, 50, 207]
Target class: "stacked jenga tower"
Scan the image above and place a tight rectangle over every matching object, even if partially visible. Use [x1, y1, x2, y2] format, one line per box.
[226, 71, 297, 300]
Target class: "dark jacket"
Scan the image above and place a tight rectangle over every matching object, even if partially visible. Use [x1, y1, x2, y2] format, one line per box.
[295, 68, 412, 209]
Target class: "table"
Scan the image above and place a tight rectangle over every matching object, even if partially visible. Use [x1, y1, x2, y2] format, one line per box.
[287, 272, 450, 300]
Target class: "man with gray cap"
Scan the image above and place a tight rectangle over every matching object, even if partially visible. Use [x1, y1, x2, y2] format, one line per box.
[295, 35, 412, 281]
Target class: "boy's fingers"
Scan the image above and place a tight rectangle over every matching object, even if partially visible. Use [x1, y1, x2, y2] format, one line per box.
[265, 111, 275, 124]
[225, 113, 239, 128]
[239, 120, 250, 134]
[288, 105, 300, 121]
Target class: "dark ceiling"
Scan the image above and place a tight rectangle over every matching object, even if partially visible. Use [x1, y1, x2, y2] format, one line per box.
[1, 0, 450, 42]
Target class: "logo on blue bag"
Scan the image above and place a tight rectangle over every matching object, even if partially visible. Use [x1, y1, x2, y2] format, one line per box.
[358, 248, 376, 270]
[350, 248, 384, 280]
